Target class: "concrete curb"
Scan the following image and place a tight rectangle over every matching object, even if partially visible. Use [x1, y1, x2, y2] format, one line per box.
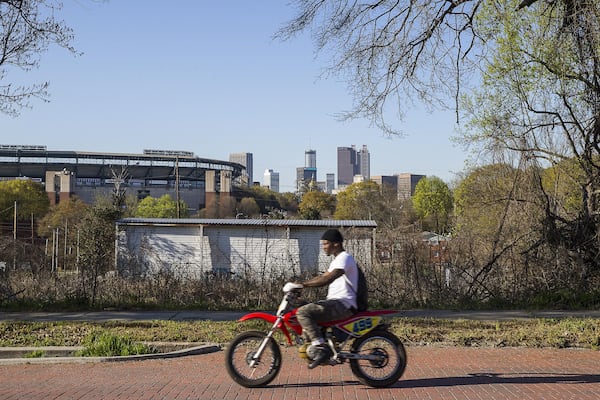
[0, 344, 222, 365]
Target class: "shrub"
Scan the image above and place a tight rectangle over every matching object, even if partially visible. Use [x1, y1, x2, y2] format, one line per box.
[76, 331, 153, 357]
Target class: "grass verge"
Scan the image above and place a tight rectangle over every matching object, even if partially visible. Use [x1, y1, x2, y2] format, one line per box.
[0, 317, 599, 351]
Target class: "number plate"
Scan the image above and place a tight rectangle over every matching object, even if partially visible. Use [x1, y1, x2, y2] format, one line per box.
[342, 316, 381, 336]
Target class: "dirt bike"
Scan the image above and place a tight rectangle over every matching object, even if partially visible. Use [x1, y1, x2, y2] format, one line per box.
[224, 282, 407, 388]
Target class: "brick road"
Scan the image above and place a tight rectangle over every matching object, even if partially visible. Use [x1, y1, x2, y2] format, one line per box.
[1, 346, 598, 399]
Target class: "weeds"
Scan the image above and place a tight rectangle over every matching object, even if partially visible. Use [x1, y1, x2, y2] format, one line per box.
[390, 318, 600, 349]
[1, 317, 599, 351]
[76, 331, 154, 357]
[23, 350, 46, 358]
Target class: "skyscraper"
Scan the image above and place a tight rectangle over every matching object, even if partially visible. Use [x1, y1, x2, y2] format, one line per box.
[337, 146, 358, 187]
[305, 149, 316, 169]
[263, 169, 280, 192]
[297, 149, 317, 192]
[229, 152, 253, 186]
[326, 173, 335, 194]
[296, 167, 317, 192]
[358, 145, 370, 179]
[337, 145, 370, 187]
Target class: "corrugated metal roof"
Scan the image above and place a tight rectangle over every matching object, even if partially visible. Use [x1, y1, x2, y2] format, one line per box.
[117, 218, 377, 228]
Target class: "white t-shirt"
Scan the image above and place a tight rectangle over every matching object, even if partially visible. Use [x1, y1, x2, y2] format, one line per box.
[326, 251, 358, 309]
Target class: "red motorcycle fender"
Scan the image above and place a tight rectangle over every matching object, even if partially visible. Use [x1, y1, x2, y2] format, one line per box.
[238, 312, 294, 345]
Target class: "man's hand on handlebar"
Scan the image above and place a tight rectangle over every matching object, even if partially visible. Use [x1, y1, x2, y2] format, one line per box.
[282, 282, 304, 293]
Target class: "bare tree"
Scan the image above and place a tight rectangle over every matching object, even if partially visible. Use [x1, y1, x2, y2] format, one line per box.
[0, 0, 77, 116]
[279, 0, 600, 279]
[460, 1, 600, 273]
[276, 1, 484, 134]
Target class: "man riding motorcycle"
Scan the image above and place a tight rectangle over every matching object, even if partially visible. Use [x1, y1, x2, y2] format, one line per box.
[294, 228, 358, 369]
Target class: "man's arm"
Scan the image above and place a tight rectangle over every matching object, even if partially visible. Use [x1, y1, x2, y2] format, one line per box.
[301, 269, 344, 288]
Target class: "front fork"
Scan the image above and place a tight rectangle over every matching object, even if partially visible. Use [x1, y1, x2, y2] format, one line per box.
[248, 315, 283, 368]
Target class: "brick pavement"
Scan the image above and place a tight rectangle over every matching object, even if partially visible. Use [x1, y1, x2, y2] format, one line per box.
[1, 346, 598, 400]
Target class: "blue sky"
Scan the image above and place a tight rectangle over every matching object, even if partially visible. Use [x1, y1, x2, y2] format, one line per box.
[1, 0, 467, 192]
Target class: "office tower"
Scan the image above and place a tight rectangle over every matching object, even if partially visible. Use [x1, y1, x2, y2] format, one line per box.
[358, 145, 370, 179]
[338, 145, 370, 187]
[397, 173, 426, 199]
[296, 149, 317, 192]
[296, 166, 317, 192]
[305, 149, 316, 169]
[263, 169, 280, 192]
[337, 146, 358, 187]
[372, 175, 399, 191]
[326, 173, 335, 193]
[229, 152, 253, 186]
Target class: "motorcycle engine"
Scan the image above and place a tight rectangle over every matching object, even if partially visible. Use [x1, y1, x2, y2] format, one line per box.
[305, 344, 320, 360]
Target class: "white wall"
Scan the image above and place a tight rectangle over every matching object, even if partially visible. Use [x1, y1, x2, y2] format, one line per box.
[116, 223, 374, 280]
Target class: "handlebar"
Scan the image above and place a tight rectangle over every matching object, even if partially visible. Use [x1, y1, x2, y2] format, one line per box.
[282, 282, 304, 293]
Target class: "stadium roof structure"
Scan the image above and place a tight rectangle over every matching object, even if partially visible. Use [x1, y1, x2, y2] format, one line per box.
[0, 145, 244, 182]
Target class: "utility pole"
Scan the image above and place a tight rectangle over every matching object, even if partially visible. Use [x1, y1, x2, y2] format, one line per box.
[64, 219, 68, 271]
[13, 201, 16, 270]
[175, 156, 181, 218]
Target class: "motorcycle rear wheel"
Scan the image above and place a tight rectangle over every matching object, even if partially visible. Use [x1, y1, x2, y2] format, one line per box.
[224, 330, 282, 388]
[349, 329, 407, 387]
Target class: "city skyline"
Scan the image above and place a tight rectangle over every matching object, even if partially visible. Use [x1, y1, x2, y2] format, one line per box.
[252, 144, 429, 193]
[1, 1, 467, 192]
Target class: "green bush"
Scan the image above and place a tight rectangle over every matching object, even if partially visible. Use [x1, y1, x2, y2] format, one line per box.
[23, 349, 46, 358]
[76, 330, 154, 357]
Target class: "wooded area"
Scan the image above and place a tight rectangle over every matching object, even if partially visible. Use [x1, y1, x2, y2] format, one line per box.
[1, 1, 599, 309]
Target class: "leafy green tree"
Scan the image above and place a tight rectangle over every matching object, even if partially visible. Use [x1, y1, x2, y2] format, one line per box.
[37, 196, 88, 238]
[298, 190, 335, 220]
[334, 181, 381, 220]
[135, 195, 188, 218]
[275, 192, 299, 216]
[461, 1, 600, 271]
[451, 163, 551, 301]
[238, 197, 260, 218]
[247, 186, 282, 213]
[540, 159, 585, 220]
[412, 176, 453, 233]
[0, 179, 49, 222]
[0, 0, 78, 116]
[35, 196, 88, 271]
[454, 164, 521, 234]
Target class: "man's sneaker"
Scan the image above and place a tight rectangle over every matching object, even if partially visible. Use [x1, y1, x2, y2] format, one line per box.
[308, 344, 333, 369]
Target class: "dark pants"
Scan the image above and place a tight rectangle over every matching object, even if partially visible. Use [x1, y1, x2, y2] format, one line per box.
[296, 299, 353, 343]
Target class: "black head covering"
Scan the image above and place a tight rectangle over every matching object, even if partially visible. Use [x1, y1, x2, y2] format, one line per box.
[321, 229, 343, 243]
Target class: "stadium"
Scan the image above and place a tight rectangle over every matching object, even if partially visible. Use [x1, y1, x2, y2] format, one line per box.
[0, 145, 245, 212]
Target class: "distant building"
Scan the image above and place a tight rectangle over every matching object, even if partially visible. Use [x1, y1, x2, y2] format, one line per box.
[229, 152, 253, 186]
[397, 173, 426, 199]
[305, 149, 316, 169]
[263, 169, 280, 192]
[358, 145, 370, 180]
[337, 145, 370, 188]
[353, 175, 365, 184]
[372, 175, 399, 191]
[337, 146, 357, 187]
[325, 173, 335, 194]
[372, 173, 426, 199]
[0, 145, 243, 212]
[296, 167, 317, 192]
[116, 218, 377, 279]
[296, 149, 318, 192]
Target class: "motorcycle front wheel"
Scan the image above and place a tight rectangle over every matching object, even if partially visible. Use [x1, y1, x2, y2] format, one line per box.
[224, 330, 282, 388]
[349, 329, 407, 388]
